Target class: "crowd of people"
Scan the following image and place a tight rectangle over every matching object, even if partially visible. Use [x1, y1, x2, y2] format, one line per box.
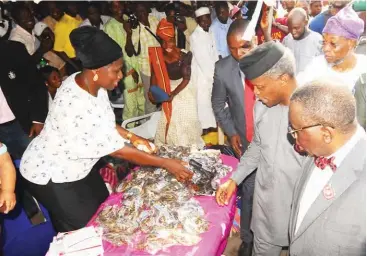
[0, 0, 366, 256]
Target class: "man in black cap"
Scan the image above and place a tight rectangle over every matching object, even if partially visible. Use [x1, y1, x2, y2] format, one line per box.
[216, 41, 305, 255]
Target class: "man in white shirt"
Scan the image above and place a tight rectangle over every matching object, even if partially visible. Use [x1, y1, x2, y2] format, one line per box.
[288, 79, 366, 256]
[283, 8, 323, 74]
[9, 5, 39, 55]
[190, 7, 218, 131]
[211, 2, 232, 59]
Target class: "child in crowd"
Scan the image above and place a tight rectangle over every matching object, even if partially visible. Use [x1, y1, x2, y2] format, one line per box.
[39, 66, 62, 107]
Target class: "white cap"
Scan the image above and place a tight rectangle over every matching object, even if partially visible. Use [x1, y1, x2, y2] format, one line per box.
[34, 22, 48, 37]
[195, 7, 210, 18]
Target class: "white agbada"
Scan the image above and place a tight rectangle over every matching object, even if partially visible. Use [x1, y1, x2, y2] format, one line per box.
[297, 54, 367, 91]
[190, 25, 219, 129]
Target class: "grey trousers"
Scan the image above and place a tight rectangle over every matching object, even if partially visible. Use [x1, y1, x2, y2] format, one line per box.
[140, 72, 158, 114]
[252, 235, 283, 256]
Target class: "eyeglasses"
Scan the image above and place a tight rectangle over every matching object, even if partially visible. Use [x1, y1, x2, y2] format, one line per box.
[288, 124, 322, 138]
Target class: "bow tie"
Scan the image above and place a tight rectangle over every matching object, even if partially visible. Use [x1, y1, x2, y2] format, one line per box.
[314, 156, 337, 172]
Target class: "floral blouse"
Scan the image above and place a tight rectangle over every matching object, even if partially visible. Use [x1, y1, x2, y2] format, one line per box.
[20, 73, 127, 185]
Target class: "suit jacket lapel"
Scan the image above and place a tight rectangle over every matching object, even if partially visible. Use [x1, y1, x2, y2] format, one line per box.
[230, 58, 244, 109]
[293, 138, 366, 241]
[290, 157, 315, 241]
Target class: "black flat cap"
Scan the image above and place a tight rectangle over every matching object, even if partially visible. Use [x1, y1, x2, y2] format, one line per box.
[239, 41, 285, 80]
[70, 26, 122, 70]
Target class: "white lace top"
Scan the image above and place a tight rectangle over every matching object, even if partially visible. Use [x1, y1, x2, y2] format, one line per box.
[20, 73, 127, 185]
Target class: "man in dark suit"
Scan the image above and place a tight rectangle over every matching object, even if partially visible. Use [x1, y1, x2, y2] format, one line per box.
[288, 79, 365, 255]
[211, 19, 255, 256]
[0, 40, 48, 159]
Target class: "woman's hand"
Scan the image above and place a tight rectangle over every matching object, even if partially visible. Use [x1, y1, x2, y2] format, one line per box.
[162, 159, 193, 182]
[130, 134, 157, 154]
[0, 190, 16, 214]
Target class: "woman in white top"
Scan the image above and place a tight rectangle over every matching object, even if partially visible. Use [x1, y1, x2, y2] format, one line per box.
[20, 26, 192, 232]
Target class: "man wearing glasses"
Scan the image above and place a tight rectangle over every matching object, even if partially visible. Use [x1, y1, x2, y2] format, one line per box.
[309, 0, 351, 35]
[288, 79, 365, 255]
[216, 41, 305, 256]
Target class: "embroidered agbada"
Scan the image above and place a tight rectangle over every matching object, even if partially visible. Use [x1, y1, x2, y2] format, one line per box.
[148, 47, 172, 142]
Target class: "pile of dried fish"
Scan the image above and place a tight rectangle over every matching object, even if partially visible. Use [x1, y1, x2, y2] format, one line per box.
[95, 146, 232, 254]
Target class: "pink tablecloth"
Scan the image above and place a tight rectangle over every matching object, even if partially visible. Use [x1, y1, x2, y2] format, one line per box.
[87, 154, 238, 256]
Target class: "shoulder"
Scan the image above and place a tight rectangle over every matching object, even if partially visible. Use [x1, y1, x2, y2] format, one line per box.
[254, 101, 268, 121]
[283, 34, 292, 44]
[309, 30, 323, 40]
[215, 55, 235, 69]
[149, 15, 159, 25]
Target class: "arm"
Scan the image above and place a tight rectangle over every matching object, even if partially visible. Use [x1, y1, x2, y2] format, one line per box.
[211, 63, 237, 138]
[0, 144, 16, 214]
[110, 144, 193, 181]
[230, 102, 262, 184]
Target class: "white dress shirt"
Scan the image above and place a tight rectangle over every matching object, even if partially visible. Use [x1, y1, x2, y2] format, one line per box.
[9, 25, 40, 55]
[295, 125, 366, 234]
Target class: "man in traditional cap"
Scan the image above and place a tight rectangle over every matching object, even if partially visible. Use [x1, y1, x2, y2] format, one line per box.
[283, 8, 323, 74]
[190, 7, 218, 132]
[298, 6, 366, 91]
[216, 42, 305, 256]
[212, 16, 272, 255]
[288, 79, 366, 256]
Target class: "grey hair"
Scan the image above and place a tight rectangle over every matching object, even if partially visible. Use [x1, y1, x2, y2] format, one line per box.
[290, 78, 357, 134]
[262, 48, 296, 78]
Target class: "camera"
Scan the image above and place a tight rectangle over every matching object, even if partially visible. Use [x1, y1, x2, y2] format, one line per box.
[124, 8, 139, 29]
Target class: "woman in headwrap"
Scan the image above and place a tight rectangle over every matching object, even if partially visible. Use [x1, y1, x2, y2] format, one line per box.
[19, 26, 193, 232]
[149, 19, 204, 147]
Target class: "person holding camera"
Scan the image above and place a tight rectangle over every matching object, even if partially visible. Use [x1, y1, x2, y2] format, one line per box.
[125, 2, 160, 115]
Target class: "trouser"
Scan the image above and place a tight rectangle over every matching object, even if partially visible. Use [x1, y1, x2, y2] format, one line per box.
[252, 235, 283, 256]
[23, 166, 109, 232]
[123, 75, 145, 125]
[0, 120, 30, 160]
[140, 72, 158, 114]
[240, 170, 256, 244]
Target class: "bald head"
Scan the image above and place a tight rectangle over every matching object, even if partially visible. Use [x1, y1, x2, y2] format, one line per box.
[227, 19, 250, 38]
[226, 19, 252, 61]
[291, 78, 357, 134]
[288, 7, 308, 22]
[288, 7, 309, 39]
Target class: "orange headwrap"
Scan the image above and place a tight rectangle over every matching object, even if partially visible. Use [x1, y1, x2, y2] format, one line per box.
[156, 18, 175, 42]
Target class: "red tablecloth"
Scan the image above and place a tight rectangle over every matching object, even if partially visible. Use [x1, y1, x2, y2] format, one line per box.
[87, 154, 238, 256]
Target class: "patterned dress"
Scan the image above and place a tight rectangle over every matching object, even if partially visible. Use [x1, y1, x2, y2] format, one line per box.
[155, 78, 204, 148]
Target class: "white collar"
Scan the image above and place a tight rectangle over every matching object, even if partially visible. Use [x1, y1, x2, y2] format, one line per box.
[329, 125, 365, 166]
[15, 24, 36, 38]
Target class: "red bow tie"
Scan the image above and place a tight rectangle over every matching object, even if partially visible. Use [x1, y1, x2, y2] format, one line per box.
[314, 156, 337, 172]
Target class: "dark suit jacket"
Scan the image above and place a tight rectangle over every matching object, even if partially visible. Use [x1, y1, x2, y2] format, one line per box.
[212, 55, 249, 152]
[0, 40, 48, 133]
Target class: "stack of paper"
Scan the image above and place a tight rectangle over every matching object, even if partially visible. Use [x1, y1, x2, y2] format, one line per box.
[47, 226, 104, 256]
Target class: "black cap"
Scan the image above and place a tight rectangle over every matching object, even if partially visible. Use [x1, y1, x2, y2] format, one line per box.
[239, 41, 285, 80]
